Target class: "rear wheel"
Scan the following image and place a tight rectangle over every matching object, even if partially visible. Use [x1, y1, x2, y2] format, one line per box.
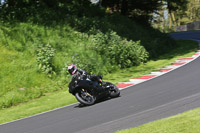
[75, 89, 95, 105]
[109, 84, 120, 98]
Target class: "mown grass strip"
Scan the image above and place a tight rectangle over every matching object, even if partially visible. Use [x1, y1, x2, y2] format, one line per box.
[0, 40, 198, 124]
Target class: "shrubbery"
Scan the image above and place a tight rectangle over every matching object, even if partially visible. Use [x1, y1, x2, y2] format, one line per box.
[89, 31, 149, 68]
[36, 44, 56, 77]
[68, 30, 149, 74]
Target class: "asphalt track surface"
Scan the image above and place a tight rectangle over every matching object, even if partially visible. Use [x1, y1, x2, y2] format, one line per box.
[170, 30, 200, 42]
[1, 32, 200, 133]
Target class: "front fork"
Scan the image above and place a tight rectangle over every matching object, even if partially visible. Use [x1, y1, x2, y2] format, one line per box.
[81, 89, 92, 97]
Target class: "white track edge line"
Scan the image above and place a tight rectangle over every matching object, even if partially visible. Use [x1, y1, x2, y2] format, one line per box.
[0, 102, 79, 126]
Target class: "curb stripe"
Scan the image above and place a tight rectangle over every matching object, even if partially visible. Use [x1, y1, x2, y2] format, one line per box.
[117, 50, 200, 89]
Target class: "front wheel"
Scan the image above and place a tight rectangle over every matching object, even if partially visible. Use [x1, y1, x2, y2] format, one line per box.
[109, 84, 120, 98]
[75, 89, 95, 105]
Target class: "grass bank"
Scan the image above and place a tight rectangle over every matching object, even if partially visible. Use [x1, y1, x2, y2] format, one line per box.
[0, 40, 198, 124]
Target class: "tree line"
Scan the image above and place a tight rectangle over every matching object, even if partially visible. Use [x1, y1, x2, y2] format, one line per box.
[153, 0, 200, 32]
[0, 0, 199, 30]
[0, 0, 188, 23]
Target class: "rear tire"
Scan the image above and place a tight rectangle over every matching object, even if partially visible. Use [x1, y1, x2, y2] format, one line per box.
[109, 84, 120, 98]
[75, 90, 95, 105]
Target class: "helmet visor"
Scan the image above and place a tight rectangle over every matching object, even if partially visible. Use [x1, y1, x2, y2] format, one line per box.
[68, 69, 73, 75]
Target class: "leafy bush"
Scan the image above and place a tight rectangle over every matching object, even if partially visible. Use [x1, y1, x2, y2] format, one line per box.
[70, 31, 148, 75]
[89, 31, 149, 68]
[36, 44, 56, 77]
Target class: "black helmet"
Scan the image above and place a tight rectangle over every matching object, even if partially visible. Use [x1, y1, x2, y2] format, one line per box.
[67, 64, 77, 75]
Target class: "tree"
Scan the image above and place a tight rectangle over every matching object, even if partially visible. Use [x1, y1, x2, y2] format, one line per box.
[151, 0, 189, 31]
[164, 0, 188, 30]
[102, 0, 162, 24]
[186, 0, 200, 21]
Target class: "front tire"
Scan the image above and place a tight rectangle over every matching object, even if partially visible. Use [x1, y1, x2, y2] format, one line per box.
[75, 90, 95, 105]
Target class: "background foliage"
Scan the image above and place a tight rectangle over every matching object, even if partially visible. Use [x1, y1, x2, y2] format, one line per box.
[152, 0, 200, 32]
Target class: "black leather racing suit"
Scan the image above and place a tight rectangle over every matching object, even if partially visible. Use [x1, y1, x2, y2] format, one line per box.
[72, 69, 103, 92]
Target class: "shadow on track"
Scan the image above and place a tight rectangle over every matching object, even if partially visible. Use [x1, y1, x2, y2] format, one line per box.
[74, 96, 121, 108]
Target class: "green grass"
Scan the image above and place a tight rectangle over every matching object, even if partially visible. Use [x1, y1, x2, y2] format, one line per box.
[0, 23, 87, 109]
[115, 108, 200, 133]
[0, 44, 63, 108]
[0, 40, 198, 124]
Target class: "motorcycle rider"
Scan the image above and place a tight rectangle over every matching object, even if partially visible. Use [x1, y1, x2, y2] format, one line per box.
[67, 64, 104, 92]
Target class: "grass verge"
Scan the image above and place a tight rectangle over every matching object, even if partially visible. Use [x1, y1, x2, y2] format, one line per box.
[0, 40, 198, 124]
[115, 107, 200, 133]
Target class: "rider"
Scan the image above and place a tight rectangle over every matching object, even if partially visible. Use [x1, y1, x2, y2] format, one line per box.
[67, 64, 104, 92]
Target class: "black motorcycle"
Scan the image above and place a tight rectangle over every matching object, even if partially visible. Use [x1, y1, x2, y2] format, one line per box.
[68, 74, 120, 105]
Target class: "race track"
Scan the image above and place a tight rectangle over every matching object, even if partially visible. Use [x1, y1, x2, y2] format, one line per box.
[170, 30, 200, 42]
[0, 31, 200, 133]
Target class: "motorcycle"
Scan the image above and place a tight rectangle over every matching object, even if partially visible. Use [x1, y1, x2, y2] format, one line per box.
[68, 74, 120, 105]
